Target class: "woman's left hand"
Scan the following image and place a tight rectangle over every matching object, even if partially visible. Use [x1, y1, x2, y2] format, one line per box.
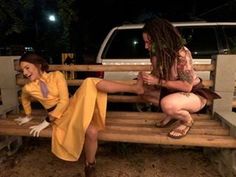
[141, 72, 159, 85]
[29, 120, 50, 137]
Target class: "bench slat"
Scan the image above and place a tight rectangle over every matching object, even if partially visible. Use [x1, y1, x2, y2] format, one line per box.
[1, 112, 235, 149]
[3, 113, 223, 128]
[105, 125, 229, 136]
[0, 123, 228, 137]
[16, 78, 213, 88]
[14, 63, 215, 72]
[98, 130, 236, 148]
[106, 119, 221, 126]
[106, 111, 211, 120]
[0, 123, 234, 148]
[0, 116, 225, 131]
[6, 111, 212, 120]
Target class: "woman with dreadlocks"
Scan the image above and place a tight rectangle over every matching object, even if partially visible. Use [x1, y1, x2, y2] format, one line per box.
[139, 17, 220, 138]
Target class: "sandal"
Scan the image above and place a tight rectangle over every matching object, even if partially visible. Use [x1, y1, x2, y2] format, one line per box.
[155, 118, 177, 128]
[168, 119, 194, 139]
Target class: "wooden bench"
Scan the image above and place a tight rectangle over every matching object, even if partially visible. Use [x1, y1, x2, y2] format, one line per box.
[0, 55, 236, 176]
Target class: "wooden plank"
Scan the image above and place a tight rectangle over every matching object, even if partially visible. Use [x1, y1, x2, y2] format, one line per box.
[104, 125, 229, 136]
[7, 109, 211, 120]
[108, 95, 145, 103]
[0, 116, 226, 134]
[106, 112, 211, 120]
[14, 63, 215, 72]
[105, 119, 221, 126]
[16, 94, 213, 105]
[0, 119, 235, 148]
[0, 118, 45, 126]
[98, 130, 236, 148]
[0, 123, 228, 138]
[16, 78, 213, 88]
[0, 120, 233, 148]
[50, 64, 214, 72]
[0, 115, 222, 129]
[6, 111, 212, 120]
[0, 120, 228, 136]
[0, 126, 51, 137]
[108, 95, 212, 105]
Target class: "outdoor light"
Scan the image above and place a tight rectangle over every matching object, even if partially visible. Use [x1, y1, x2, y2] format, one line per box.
[48, 15, 56, 22]
[133, 40, 138, 45]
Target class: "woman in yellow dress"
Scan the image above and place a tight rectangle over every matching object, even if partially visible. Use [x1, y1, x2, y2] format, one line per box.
[15, 52, 144, 177]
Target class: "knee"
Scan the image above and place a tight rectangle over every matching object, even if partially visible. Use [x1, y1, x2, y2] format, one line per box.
[160, 99, 178, 116]
[85, 125, 98, 141]
[83, 78, 92, 85]
[80, 78, 95, 91]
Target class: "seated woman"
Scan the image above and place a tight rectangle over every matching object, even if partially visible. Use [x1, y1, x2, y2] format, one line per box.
[15, 52, 144, 177]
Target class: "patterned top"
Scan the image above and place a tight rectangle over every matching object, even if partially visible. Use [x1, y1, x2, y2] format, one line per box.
[170, 46, 200, 86]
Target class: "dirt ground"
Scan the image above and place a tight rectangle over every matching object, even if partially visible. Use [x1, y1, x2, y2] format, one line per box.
[0, 138, 221, 177]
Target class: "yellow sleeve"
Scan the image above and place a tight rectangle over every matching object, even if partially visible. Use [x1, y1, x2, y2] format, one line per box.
[49, 71, 69, 119]
[21, 86, 32, 116]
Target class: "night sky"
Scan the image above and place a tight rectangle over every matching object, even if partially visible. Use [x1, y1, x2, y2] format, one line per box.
[74, 0, 236, 56]
[76, 0, 236, 44]
[1, 0, 236, 62]
[77, 0, 236, 23]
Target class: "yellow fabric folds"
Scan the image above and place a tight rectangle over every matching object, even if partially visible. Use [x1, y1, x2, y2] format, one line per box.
[21, 72, 107, 161]
[52, 78, 107, 161]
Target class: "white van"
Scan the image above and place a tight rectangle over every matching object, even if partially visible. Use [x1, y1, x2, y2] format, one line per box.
[96, 22, 236, 80]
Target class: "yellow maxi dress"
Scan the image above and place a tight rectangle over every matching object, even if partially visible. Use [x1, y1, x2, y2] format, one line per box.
[21, 71, 107, 161]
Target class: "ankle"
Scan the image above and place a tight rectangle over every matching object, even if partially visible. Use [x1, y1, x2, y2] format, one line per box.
[181, 117, 194, 126]
[84, 161, 96, 177]
[85, 161, 96, 167]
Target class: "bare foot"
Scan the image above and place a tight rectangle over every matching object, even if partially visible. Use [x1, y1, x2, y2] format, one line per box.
[135, 77, 144, 94]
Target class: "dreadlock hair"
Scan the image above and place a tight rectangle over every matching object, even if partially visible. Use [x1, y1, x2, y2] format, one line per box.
[142, 17, 185, 81]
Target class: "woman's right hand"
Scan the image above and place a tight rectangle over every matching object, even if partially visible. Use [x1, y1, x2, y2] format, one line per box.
[140, 72, 159, 86]
[14, 116, 32, 125]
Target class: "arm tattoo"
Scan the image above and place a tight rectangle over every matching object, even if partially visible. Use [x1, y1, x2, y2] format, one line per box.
[178, 70, 193, 84]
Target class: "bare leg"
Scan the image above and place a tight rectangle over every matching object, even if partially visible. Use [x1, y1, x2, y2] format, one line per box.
[84, 124, 98, 164]
[96, 78, 144, 94]
[155, 115, 175, 127]
[84, 125, 98, 177]
[161, 92, 207, 138]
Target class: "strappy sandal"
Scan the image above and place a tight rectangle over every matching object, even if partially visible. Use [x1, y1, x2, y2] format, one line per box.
[155, 118, 177, 128]
[167, 119, 194, 139]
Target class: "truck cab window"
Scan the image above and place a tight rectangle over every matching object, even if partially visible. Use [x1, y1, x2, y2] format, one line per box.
[177, 27, 219, 58]
[102, 29, 149, 59]
[223, 26, 236, 54]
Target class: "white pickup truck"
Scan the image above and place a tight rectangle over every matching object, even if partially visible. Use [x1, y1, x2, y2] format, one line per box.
[96, 22, 236, 81]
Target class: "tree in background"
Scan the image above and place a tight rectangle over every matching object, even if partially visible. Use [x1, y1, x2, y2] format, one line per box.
[0, 0, 76, 63]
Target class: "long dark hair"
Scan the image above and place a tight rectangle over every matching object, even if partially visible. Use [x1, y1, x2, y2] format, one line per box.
[142, 17, 185, 80]
[19, 52, 49, 72]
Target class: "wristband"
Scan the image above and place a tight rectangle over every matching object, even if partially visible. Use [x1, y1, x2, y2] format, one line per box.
[45, 116, 52, 123]
[161, 79, 166, 87]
